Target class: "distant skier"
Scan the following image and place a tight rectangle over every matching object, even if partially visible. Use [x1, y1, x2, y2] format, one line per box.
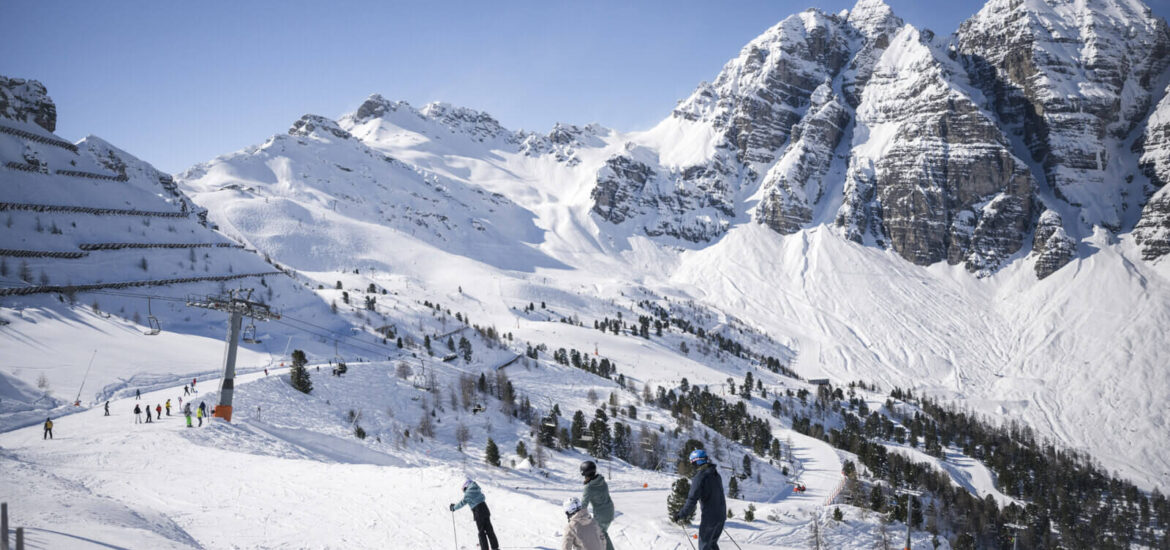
[196, 405, 204, 427]
[146, 406, 152, 423]
[672, 449, 725, 550]
[134, 404, 142, 423]
[264, 368, 269, 376]
[185, 408, 193, 428]
[449, 479, 500, 550]
[184, 385, 190, 396]
[191, 378, 197, 392]
[165, 399, 172, 416]
[580, 460, 615, 550]
[156, 404, 162, 419]
[135, 389, 141, 400]
[43, 417, 53, 440]
[561, 497, 606, 550]
[199, 401, 207, 419]
[104, 401, 110, 416]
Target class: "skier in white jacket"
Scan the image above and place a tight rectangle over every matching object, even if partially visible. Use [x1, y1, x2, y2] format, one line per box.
[561, 497, 606, 550]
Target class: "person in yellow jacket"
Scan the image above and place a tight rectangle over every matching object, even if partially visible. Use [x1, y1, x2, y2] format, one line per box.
[43, 417, 53, 440]
[196, 405, 204, 427]
[561, 497, 606, 550]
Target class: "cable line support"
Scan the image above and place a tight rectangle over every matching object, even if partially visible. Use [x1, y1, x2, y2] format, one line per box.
[186, 288, 280, 422]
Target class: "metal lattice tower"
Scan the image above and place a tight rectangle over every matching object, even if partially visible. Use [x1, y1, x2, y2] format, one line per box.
[187, 289, 279, 422]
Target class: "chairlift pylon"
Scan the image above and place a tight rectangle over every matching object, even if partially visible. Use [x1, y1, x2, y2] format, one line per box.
[144, 297, 161, 336]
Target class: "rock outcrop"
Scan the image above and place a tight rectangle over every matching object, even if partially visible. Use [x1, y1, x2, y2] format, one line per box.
[0, 76, 56, 132]
[289, 114, 353, 140]
[1032, 209, 1077, 278]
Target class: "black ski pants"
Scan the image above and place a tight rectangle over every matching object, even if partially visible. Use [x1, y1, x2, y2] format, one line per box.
[471, 502, 499, 550]
[698, 517, 724, 550]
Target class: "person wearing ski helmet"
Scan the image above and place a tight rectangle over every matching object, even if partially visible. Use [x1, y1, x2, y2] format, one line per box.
[561, 497, 606, 550]
[449, 478, 500, 550]
[672, 449, 726, 550]
[579, 460, 615, 550]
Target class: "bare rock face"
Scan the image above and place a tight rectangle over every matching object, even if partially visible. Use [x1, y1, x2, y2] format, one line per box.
[289, 114, 353, 140]
[1032, 209, 1077, 278]
[0, 75, 57, 132]
[956, 0, 1170, 231]
[591, 8, 856, 242]
[592, 153, 657, 226]
[757, 83, 849, 234]
[1134, 187, 1170, 260]
[837, 26, 1035, 273]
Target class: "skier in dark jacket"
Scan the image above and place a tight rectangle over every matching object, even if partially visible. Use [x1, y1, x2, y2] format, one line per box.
[580, 460, 615, 550]
[134, 404, 142, 423]
[135, 389, 141, 400]
[43, 417, 53, 439]
[673, 449, 726, 550]
[450, 479, 500, 550]
[104, 401, 110, 416]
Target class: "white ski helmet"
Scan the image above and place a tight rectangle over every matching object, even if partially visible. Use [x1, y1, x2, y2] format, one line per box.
[563, 497, 583, 516]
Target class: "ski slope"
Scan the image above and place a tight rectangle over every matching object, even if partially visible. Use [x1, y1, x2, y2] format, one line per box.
[0, 360, 945, 549]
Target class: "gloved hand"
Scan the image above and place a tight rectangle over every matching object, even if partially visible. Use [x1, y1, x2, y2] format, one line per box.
[670, 514, 680, 523]
[449, 503, 456, 512]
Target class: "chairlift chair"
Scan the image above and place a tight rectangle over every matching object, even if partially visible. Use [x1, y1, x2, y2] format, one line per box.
[144, 297, 161, 336]
[579, 433, 595, 442]
[242, 320, 260, 344]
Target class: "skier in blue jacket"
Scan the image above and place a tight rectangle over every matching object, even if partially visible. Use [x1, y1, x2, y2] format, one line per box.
[450, 478, 500, 550]
[673, 449, 726, 550]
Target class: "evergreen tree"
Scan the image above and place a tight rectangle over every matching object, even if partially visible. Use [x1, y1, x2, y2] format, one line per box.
[832, 507, 843, 522]
[745, 504, 756, 521]
[667, 478, 695, 524]
[447, 336, 455, 351]
[728, 476, 740, 498]
[571, 410, 587, 447]
[515, 440, 528, 459]
[485, 438, 500, 467]
[588, 408, 613, 458]
[424, 335, 431, 354]
[458, 336, 473, 362]
[289, 349, 312, 394]
[742, 454, 753, 479]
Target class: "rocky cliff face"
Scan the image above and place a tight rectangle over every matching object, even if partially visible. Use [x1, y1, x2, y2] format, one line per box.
[956, 0, 1170, 235]
[839, 26, 1036, 273]
[591, 8, 856, 243]
[757, 83, 849, 234]
[0, 76, 56, 132]
[587, 0, 1170, 275]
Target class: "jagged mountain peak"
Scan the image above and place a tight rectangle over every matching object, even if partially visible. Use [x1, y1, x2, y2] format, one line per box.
[289, 114, 353, 141]
[846, 0, 903, 38]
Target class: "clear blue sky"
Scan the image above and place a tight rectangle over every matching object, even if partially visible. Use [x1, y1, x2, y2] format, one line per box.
[3, 0, 1170, 173]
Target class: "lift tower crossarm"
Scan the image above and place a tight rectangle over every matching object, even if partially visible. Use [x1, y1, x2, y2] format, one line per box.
[186, 289, 280, 422]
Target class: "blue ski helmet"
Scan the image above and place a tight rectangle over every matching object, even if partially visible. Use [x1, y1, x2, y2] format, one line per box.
[689, 449, 709, 465]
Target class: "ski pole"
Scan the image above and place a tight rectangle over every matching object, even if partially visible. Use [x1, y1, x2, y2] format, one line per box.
[724, 529, 744, 550]
[450, 510, 458, 550]
[679, 523, 696, 550]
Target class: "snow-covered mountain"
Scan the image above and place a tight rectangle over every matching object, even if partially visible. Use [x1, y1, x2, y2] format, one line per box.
[0, 76, 346, 427]
[6, 0, 1170, 547]
[171, 0, 1170, 497]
